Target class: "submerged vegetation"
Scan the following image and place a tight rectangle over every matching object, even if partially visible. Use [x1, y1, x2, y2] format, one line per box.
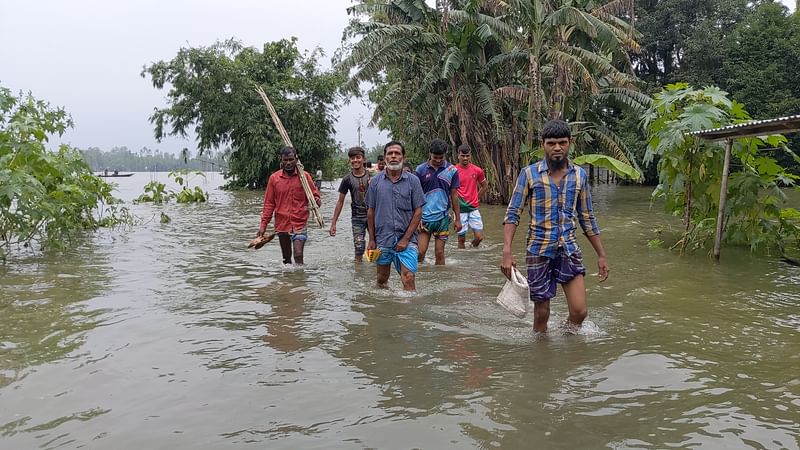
[134, 170, 208, 205]
[0, 86, 132, 261]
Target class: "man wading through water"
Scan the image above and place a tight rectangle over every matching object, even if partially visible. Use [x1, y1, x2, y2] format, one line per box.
[366, 141, 425, 291]
[415, 139, 462, 265]
[256, 146, 321, 265]
[501, 120, 610, 333]
[329, 147, 371, 262]
[455, 144, 488, 248]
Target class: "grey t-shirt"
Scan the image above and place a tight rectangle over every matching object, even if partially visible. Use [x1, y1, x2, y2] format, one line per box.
[338, 172, 371, 220]
[365, 171, 426, 247]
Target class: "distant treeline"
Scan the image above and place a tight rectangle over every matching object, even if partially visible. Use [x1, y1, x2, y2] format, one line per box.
[80, 146, 227, 172]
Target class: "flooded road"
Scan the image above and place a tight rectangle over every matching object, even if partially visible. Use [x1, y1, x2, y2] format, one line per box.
[1, 172, 799, 449]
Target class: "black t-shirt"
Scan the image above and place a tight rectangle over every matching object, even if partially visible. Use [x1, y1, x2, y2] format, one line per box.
[338, 172, 371, 220]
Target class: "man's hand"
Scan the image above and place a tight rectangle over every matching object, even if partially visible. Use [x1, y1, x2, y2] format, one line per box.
[453, 219, 462, 233]
[395, 237, 409, 252]
[367, 240, 377, 251]
[597, 256, 610, 282]
[256, 229, 265, 237]
[329, 224, 337, 237]
[500, 249, 516, 280]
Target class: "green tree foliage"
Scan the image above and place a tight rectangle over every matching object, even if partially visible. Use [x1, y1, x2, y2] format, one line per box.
[644, 83, 799, 255]
[142, 38, 344, 189]
[719, 1, 800, 172]
[0, 86, 131, 261]
[633, 0, 755, 86]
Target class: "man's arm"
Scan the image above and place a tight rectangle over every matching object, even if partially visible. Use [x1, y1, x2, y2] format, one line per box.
[258, 178, 276, 235]
[450, 187, 461, 232]
[477, 178, 489, 197]
[367, 207, 376, 250]
[329, 192, 347, 236]
[500, 223, 518, 280]
[306, 171, 322, 206]
[500, 168, 530, 279]
[396, 207, 422, 251]
[576, 172, 608, 281]
[586, 234, 609, 282]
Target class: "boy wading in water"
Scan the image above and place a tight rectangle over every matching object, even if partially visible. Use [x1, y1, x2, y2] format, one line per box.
[501, 120, 610, 333]
[329, 147, 371, 262]
[454, 144, 488, 248]
[257, 146, 321, 265]
[366, 141, 426, 291]
[415, 139, 462, 265]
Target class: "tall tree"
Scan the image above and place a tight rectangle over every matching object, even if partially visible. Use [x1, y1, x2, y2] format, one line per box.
[343, 0, 645, 202]
[632, 0, 756, 86]
[719, 2, 800, 119]
[142, 39, 343, 188]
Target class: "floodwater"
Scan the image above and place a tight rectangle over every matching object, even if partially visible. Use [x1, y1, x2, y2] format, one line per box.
[1, 172, 799, 449]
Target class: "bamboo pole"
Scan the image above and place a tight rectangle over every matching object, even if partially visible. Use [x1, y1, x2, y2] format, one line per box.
[713, 138, 733, 261]
[255, 86, 325, 228]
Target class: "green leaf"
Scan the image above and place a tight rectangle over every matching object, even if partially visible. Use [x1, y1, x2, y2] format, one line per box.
[678, 103, 725, 131]
[572, 153, 641, 180]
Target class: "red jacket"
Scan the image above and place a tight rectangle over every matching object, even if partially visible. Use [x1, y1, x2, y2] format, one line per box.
[260, 169, 321, 233]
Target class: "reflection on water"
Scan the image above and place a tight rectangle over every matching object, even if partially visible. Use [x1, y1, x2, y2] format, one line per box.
[1, 174, 798, 449]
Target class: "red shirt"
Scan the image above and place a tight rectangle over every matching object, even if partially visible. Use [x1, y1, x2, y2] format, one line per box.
[260, 169, 321, 233]
[455, 163, 486, 210]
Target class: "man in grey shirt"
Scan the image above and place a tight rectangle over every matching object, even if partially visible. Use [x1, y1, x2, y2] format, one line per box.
[366, 141, 426, 291]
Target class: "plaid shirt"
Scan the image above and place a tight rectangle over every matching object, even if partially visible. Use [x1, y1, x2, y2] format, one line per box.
[503, 159, 600, 257]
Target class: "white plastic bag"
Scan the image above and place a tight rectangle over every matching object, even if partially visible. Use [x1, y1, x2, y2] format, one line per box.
[496, 268, 529, 318]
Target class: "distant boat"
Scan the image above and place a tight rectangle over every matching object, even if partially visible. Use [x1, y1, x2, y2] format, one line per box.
[98, 171, 134, 177]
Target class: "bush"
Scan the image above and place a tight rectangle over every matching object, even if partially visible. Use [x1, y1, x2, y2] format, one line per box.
[0, 86, 131, 261]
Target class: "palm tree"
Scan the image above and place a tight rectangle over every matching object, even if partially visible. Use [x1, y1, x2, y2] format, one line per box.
[342, 0, 646, 201]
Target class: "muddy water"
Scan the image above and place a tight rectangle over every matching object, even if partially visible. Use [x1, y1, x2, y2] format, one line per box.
[1, 173, 798, 449]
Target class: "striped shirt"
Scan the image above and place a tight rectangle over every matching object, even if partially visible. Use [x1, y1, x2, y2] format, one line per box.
[503, 160, 600, 257]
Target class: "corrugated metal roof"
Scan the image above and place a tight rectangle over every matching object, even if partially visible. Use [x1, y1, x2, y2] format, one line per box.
[689, 114, 800, 141]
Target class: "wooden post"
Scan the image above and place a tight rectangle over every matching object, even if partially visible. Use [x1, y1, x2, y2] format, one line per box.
[713, 138, 733, 261]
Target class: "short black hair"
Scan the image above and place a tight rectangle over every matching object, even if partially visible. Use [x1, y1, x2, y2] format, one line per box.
[280, 146, 297, 157]
[347, 146, 365, 158]
[541, 120, 571, 141]
[430, 138, 449, 155]
[457, 144, 471, 154]
[384, 140, 405, 155]
[377, 154, 385, 161]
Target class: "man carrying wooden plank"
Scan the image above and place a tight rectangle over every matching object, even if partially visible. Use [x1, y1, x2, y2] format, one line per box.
[257, 146, 321, 265]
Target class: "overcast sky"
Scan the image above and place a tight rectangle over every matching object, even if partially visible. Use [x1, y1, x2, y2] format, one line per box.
[1, 0, 795, 155]
[0, 0, 390, 154]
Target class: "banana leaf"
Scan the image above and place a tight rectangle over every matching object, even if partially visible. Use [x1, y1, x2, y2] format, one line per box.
[571, 153, 641, 181]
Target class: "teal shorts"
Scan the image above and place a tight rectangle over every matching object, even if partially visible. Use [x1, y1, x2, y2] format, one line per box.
[377, 244, 419, 274]
[421, 216, 450, 241]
